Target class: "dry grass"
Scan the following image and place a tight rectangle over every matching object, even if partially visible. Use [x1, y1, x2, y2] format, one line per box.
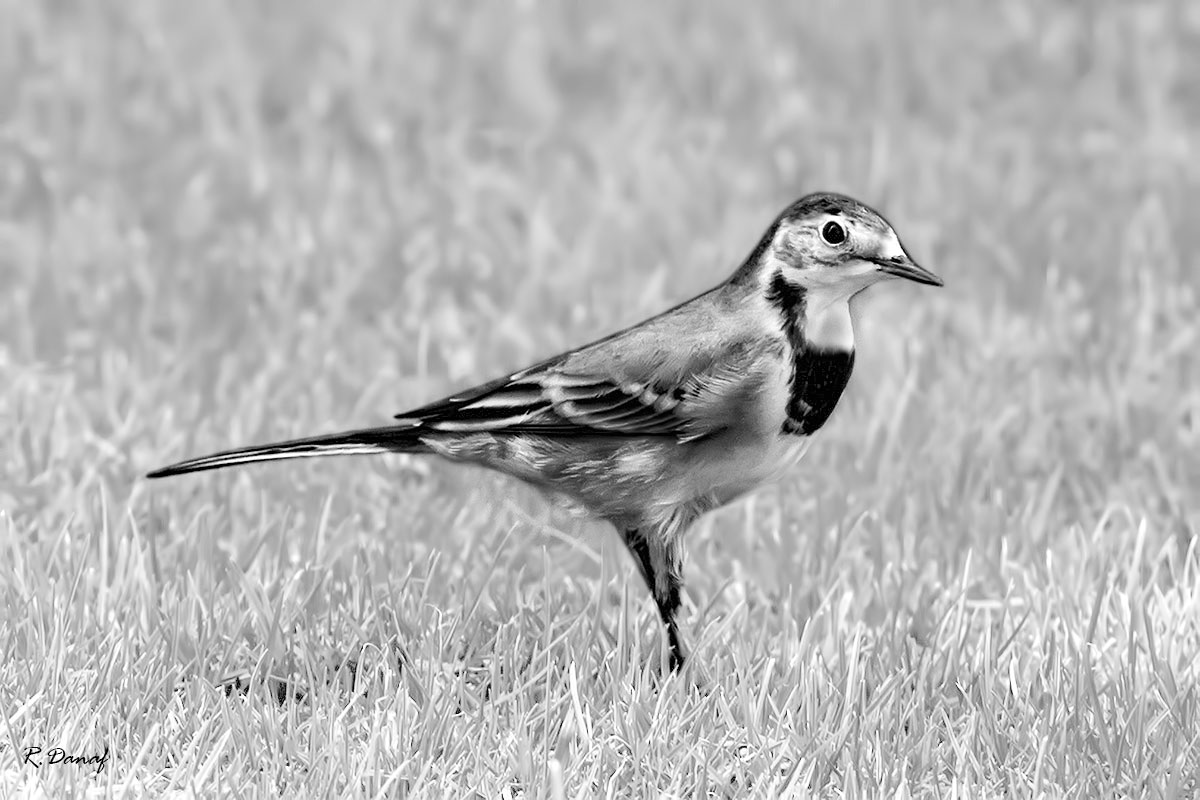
[2, 1, 1199, 797]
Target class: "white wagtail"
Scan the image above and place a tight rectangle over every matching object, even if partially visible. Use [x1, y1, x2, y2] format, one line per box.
[148, 192, 943, 671]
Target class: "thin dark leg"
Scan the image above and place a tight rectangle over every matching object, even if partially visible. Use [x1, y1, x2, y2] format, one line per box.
[620, 528, 656, 592]
[620, 528, 686, 671]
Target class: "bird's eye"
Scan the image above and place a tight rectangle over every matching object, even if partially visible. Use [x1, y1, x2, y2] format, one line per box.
[821, 221, 847, 246]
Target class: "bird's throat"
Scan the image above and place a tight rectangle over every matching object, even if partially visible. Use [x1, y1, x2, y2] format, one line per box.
[766, 271, 857, 437]
[803, 298, 855, 352]
[764, 266, 859, 353]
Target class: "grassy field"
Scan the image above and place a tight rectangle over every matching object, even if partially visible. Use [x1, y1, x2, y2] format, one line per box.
[2, 0, 1199, 796]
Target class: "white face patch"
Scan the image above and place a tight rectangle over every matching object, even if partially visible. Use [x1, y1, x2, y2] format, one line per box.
[763, 217, 908, 352]
[784, 259, 876, 292]
[877, 228, 906, 262]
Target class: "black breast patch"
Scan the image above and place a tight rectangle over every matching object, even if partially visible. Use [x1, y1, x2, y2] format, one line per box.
[766, 272, 856, 436]
[783, 348, 855, 435]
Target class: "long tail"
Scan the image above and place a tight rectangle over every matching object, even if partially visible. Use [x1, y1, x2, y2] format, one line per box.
[145, 425, 426, 479]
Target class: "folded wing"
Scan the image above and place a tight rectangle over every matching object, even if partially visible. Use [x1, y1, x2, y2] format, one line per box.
[395, 339, 767, 444]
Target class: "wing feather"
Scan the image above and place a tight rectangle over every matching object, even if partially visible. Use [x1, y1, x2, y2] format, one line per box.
[394, 285, 775, 442]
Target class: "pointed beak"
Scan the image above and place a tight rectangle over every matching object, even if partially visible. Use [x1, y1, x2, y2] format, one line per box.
[870, 254, 944, 287]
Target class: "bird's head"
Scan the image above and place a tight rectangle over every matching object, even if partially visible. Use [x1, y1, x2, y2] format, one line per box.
[759, 192, 942, 302]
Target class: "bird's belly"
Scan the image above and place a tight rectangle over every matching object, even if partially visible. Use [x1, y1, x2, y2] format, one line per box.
[679, 431, 814, 508]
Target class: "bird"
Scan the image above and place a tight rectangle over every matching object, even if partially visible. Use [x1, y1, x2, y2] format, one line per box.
[147, 192, 943, 672]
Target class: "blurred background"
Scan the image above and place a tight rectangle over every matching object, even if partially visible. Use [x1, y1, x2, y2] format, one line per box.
[1, 0, 1199, 791]
[4, 0, 1197, 581]
[4, 0, 1200, 636]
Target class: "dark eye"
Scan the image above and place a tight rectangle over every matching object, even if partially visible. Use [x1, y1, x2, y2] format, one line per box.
[821, 220, 847, 246]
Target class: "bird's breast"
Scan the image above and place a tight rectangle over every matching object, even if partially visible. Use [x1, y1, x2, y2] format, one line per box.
[783, 347, 855, 436]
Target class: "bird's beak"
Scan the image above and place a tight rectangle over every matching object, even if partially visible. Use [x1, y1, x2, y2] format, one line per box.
[870, 254, 944, 287]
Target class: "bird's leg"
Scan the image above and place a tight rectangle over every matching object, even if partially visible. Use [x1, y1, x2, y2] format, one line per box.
[620, 527, 686, 671]
[619, 527, 656, 591]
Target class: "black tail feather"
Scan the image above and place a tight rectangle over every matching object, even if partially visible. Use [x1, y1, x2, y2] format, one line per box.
[146, 425, 426, 479]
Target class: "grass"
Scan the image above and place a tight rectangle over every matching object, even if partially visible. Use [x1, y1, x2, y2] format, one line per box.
[2, 0, 1199, 796]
